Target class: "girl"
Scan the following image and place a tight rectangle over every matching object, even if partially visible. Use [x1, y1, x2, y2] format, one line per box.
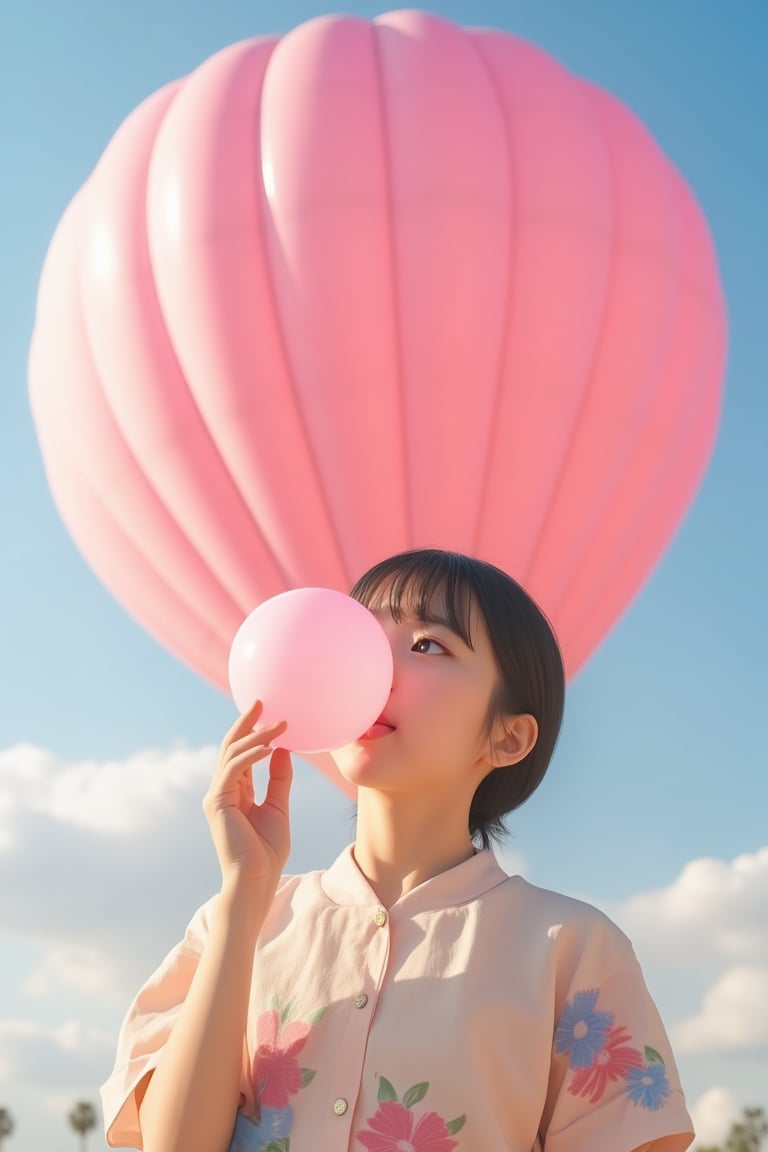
[101, 549, 694, 1152]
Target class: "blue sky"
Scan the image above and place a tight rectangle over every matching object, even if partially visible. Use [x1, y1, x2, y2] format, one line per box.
[1, 3, 766, 1150]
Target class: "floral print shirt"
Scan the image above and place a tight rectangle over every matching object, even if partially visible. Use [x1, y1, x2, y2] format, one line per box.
[101, 846, 693, 1152]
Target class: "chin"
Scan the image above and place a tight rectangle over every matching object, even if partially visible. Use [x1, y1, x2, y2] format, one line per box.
[329, 742, 363, 781]
[330, 742, 394, 790]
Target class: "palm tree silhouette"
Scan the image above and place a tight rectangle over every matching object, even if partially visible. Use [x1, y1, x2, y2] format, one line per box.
[68, 1101, 97, 1152]
[0, 1108, 15, 1149]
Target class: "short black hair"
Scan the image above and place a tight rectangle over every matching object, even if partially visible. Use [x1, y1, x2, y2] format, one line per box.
[350, 549, 565, 849]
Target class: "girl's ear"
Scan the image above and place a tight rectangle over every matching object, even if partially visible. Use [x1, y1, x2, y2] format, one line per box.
[490, 713, 539, 768]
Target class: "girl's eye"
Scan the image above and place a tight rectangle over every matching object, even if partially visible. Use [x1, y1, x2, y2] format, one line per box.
[411, 636, 447, 655]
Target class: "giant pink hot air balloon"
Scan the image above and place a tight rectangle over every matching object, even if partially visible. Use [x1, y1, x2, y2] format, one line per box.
[29, 11, 726, 751]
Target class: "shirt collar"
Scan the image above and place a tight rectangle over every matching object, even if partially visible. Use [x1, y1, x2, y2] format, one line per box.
[320, 843, 510, 914]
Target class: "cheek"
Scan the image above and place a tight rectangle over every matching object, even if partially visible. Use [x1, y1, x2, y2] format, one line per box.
[417, 688, 488, 751]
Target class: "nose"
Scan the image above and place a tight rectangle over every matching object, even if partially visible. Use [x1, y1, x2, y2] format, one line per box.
[385, 642, 398, 693]
[378, 623, 400, 693]
[372, 613, 406, 694]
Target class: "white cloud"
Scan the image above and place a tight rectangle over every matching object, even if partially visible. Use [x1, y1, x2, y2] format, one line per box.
[0, 741, 215, 840]
[675, 966, 768, 1053]
[0, 743, 218, 1003]
[691, 1086, 742, 1147]
[0, 1018, 114, 1085]
[613, 847, 768, 970]
[0, 743, 352, 1011]
[0, 741, 353, 1146]
[598, 846, 768, 1060]
[22, 944, 120, 1001]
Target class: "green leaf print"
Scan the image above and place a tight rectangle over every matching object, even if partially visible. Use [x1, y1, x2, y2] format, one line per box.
[377, 1076, 399, 1103]
[307, 1006, 327, 1026]
[264, 1141, 289, 1152]
[300, 1068, 317, 1088]
[446, 1116, 466, 1135]
[280, 998, 297, 1024]
[403, 1082, 430, 1109]
[644, 1046, 665, 1065]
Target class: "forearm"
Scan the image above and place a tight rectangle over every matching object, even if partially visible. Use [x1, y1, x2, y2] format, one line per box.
[138, 879, 271, 1152]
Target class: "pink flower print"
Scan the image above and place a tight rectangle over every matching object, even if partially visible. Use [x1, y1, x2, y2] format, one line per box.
[253, 1008, 311, 1109]
[568, 1025, 644, 1103]
[358, 1100, 459, 1152]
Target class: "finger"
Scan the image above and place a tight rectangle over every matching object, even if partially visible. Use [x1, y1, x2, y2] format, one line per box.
[215, 742, 278, 793]
[263, 748, 293, 817]
[224, 699, 265, 743]
[242, 764, 256, 810]
[221, 720, 288, 767]
[206, 748, 274, 816]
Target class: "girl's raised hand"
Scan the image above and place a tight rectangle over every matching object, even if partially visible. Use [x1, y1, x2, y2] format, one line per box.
[203, 701, 293, 892]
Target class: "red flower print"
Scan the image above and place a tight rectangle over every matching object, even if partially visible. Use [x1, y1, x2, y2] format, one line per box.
[357, 1100, 459, 1152]
[568, 1025, 644, 1103]
[253, 1009, 311, 1108]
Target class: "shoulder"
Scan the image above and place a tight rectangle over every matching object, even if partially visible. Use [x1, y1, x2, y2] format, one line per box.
[492, 873, 639, 981]
[494, 871, 628, 935]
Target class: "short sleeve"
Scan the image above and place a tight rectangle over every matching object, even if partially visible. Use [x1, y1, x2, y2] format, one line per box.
[100, 896, 220, 1148]
[541, 915, 694, 1152]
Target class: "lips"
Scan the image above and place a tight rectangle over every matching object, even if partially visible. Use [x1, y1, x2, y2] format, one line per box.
[359, 714, 396, 740]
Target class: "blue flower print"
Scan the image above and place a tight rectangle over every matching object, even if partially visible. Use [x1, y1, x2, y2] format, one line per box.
[555, 989, 614, 1069]
[624, 1062, 670, 1110]
[229, 1106, 294, 1151]
[257, 1105, 294, 1142]
[229, 1113, 261, 1152]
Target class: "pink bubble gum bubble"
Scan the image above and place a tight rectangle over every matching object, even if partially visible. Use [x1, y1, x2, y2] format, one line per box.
[228, 587, 394, 754]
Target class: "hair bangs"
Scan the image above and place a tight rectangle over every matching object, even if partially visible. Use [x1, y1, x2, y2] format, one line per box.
[350, 550, 476, 650]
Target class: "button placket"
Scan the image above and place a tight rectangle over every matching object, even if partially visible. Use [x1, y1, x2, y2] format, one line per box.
[324, 905, 393, 1144]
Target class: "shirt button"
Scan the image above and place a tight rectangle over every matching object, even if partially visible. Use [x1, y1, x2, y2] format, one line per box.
[354, 993, 369, 1009]
[333, 1098, 348, 1116]
[374, 907, 387, 927]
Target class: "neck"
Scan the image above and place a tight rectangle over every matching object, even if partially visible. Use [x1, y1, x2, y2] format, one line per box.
[353, 786, 477, 907]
